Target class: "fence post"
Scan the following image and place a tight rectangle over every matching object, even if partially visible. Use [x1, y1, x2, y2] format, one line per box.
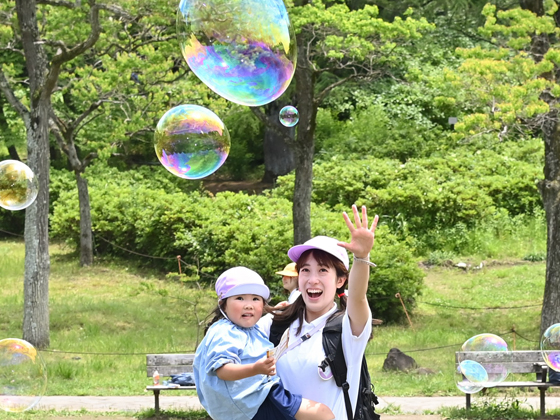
[395, 293, 413, 329]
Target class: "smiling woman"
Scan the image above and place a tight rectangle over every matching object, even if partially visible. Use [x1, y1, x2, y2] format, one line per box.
[258, 205, 379, 420]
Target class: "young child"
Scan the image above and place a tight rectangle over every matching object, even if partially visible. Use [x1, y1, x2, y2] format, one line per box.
[193, 266, 334, 420]
[276, 262, 301, 304]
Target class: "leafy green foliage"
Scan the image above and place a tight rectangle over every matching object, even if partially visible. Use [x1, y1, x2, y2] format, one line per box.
[274, 144, 542, 245]
[50, 169, 423, 323]
[315, 104, 446, 162]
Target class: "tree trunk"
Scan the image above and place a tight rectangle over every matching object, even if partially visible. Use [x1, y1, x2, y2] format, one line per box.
[519, 0, 560, 336]
[539, 109, 560, 335]
[17, 0, 51, 349]
[292, 40, 317, 245]
[262, 101, 295, 184]
[7, 145, 21, 161]
[22, 102, 51, 349]
[76, 172, 93, 266]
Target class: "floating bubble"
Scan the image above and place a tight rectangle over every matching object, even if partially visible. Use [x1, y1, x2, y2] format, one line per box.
[279, 106, 299, 127]
[0, 160, 39, 211]
[541, 323, 560, 372]
[455, 333, 511, 393]
[455, 365, 484, 394]
[0, 338, 47, 412]
[459, 360, 489, 383]
[154, 105, 230, 180]
[177, 0, 297, 107]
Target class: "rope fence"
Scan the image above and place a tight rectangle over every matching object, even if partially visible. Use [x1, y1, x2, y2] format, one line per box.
[0, 229, 546, 357]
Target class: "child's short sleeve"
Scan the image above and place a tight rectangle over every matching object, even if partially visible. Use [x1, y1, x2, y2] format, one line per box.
[202, 323, 248, 374]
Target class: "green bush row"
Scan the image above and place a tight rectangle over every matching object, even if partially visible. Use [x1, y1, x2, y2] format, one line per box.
[49, 170, 424, 324]
[272, 145, 542, 240]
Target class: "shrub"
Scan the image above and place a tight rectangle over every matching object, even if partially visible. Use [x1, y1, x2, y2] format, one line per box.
[273, 149, 542, 242]
[51, 176, 424, 324]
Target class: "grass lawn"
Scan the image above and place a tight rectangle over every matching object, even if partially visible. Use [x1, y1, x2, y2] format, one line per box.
[0, 237, 558, 418]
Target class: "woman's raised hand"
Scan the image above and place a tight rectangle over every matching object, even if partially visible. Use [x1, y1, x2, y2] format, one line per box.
[339, 205, 378, 259]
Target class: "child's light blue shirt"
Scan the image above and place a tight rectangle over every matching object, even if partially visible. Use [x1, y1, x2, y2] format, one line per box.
[194, 318, 279, 420]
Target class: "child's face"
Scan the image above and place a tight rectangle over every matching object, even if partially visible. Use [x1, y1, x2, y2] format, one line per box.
[282, 275, 298, 293]
[223, 294, 264, 328]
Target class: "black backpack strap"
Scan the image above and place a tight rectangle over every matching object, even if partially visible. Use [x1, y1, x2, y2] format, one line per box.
[269, 320, 291, 347]
[322, 312, 380, 420]
[321, 313, 354, 420]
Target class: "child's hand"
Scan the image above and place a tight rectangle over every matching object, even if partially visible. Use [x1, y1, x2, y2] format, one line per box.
[254, 354, 276, 376]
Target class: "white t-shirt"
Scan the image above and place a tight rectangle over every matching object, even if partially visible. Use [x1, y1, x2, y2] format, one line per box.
[258, 304, 372, 420]
[287, 289, 301, 304]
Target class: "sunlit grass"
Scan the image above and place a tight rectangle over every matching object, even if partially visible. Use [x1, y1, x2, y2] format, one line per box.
[0, 234, 550, 399]
[367, 262, 546, 396]
[0, 241, 215, 396]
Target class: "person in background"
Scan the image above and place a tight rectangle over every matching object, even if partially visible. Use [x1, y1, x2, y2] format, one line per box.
[276, 262, 301, 304]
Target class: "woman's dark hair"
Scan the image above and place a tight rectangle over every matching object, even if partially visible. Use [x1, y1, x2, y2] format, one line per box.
[204, 296, 274, 335]
[272, 249, 349, 336]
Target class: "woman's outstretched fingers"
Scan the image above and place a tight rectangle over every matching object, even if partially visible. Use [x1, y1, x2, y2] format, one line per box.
[352, 204, 362, 228]
[371, 214, 379, 232]
[362, 205, 368, 230]
[342, 211, 355, 232]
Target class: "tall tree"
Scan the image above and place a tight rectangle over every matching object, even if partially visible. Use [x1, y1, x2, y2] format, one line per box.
[2, 0, 201, 271]
[285, 1, 432, 244]
[436, 2, 560, 333]
[1, 0, 64, 348]
[0, 0, 180, 346]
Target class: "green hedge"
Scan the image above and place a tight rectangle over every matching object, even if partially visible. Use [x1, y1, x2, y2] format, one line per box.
[273, 147, 542, 239]
[50, 174, 424, 324]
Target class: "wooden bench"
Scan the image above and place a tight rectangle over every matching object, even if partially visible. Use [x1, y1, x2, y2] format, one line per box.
[146, 354, 197, 413]
[456, 350, 560, 417]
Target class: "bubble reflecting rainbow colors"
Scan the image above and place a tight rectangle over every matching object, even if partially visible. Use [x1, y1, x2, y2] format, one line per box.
[541, 323, 560, 372]
[177, 0, 296, 106]
[455, 333, 511, 393]
[154, 105, 230, 180]
[279, 105, 299, 127]
[0, 338, 47, 413]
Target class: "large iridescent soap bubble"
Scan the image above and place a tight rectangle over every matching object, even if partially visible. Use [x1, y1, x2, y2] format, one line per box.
[279, 105, 299, 127]
[456, 333, 511, 393]
[154, 105, 230, 180]
[177, 0, 297, 107]
[0, 160, 39, 211]
[541, 323, 560, 372]
[0, 338, 47, 412]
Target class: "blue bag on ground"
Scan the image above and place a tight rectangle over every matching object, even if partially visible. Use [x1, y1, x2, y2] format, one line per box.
[170, 372, 195, 386]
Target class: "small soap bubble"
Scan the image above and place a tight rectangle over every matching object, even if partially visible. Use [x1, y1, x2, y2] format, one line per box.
[154, 105, 230, 180]
[279, 106, 299, 127]
[177, 0, 297, 106]
[455, 333, 510, 393]
[0, 160, 39, 211]
[0, 338, 47, 412]
[541, 323, 560, 372]
[455, 365, 484, 394]
[459, 360, 489, 383]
